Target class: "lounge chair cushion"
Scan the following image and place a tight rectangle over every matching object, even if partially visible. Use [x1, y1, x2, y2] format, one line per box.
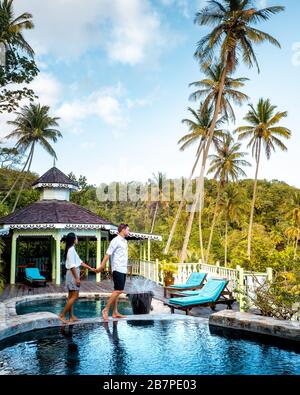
[25, 268, 46, 281]
[168, 278, 227, 306]
[168, 272, 206, 288]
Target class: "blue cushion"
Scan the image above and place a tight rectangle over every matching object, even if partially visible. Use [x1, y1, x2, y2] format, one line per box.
[168, 272, 206, 288]
[25, 268, 46, 280]
[169, 278, 227, 306]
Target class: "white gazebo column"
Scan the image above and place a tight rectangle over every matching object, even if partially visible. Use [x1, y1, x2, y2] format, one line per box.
[96, 230, 101, 283]
[55, 233, 61, 285]
[10, 233, 18, 285]
[85, 237, 89, 276]
[147, 238, 151, 262]
[51, 236, 56, 281]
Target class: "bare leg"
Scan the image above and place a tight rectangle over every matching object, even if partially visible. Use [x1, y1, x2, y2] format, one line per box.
[69, 292, 80, 321]
[102, 291, 122, 321]
[59, 291, 78, 323]
[112, 294, 126, 318]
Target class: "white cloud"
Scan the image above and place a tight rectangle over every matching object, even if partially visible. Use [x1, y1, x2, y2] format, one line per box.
[56, 84, 127, 128]
[14, 0, 175, 66]
[30, 72, 62, 107]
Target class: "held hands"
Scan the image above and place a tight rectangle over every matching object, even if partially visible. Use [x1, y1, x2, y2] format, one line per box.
[75, 278, 81, 287]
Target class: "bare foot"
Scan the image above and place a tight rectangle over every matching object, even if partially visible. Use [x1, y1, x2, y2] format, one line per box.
[69, 316, 80, 322]
[112, 313, 127, 318]
[102, 309, 109, 321]
[59, 314, 69, 324]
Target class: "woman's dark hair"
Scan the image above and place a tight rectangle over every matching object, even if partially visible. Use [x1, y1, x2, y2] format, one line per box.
[118, 223, 129, 233]
[64, 232, 77, 261]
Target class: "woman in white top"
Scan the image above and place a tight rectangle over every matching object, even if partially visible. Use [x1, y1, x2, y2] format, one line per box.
[59, 232, 95, 324]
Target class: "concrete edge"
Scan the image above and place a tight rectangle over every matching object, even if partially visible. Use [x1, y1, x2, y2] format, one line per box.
[209, 310, 300, 342]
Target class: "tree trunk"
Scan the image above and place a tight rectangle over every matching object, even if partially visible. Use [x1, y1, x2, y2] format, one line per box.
[205, 185, 222, 264]
[150, 201, 159, 233]
[180, 66, 228, 263]
[163, 141, 204, 255]
[294, 231, 299, 260]
[0, 149, 32, 204]
[198, 186, 205, 263]
[12, 144, 34, 213]
[247, 140, 261, 260]
[225, 216, 228, 267]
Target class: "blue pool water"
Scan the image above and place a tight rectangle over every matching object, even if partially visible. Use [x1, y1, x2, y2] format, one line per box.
[0, 320, 299, 375]
[16, 298, 133, 318]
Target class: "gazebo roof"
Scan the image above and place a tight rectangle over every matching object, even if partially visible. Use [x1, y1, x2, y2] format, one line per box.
[0, 200, 110, 226]
[32, 167, 79, 189]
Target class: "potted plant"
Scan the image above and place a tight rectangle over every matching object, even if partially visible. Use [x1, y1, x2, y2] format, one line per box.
[160, 260, 178, 287]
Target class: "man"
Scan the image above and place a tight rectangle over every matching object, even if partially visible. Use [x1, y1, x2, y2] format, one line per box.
[96, 223, 129, 321]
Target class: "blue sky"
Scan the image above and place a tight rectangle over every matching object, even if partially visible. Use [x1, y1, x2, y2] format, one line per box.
[2, 0, 300, 188]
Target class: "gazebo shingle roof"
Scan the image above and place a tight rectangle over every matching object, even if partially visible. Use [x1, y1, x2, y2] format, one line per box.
[32, 167, 79, 188]
[0, 200, 111, 225]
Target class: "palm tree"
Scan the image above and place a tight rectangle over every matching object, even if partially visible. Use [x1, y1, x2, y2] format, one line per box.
[179, 0, 284, 262]
[205, 133, 251, 263]
[2, 103, 62, 211]
[149, 171, 168, 233]
[285, 192, 300, 259]
[0, 0, 34, 56]
[180, 66, 248, 262]
[189, 62, 249, 122]
[236, 98, 291, 259]
[164, 104, 224, 258]
[218, 184, 247, 265]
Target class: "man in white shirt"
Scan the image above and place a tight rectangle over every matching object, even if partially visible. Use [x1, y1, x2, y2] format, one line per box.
[96, 223, 129, 321]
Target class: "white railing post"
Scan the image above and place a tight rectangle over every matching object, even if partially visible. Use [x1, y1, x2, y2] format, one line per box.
[155, 259, 159, 284]
[236, 265, 245, 312]
[266, 267, 273, 282]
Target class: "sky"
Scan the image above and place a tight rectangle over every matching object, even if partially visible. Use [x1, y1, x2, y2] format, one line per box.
[1, 0, 300, 189]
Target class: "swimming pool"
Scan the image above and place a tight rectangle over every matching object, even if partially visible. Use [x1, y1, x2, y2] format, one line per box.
[0, 319, 299, 375]
[16, 298, 133, 318]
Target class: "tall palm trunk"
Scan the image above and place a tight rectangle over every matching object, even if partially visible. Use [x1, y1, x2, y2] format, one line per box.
[163, 142, 204, 255]
[0, 149, 32, 204]
[180, 66, 228, 263]
[205, 186, 222, 264]
[198, 186, 205, 262]
[12, 143, 34, 212]
[247, 140, 261, 259]
[150, 201, 159, 233]
[225, 215, 228, 267]
[294, 230, 299, 260]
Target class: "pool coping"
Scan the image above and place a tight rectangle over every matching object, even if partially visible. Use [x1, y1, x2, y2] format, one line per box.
[209, 310, 300, 342]
[0, 292, 208, 342]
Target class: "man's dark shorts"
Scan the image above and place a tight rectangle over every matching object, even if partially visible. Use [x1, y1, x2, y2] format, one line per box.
[112, 270, 126, 291]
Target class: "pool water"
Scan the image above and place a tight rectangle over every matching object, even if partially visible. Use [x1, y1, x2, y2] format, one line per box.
[16, 298, 133, 318]
[0, 320, 299, 375]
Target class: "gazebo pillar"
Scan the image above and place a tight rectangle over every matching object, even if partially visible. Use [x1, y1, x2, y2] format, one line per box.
[51, 236, 56, 280]
[55, 233, 61, 285]
[96, 230, 101, 283]
[147, 238, 151, 262]
[139, 241, 142, 261]
[85, 237, 89, 276]
[10, 233, 17, 285]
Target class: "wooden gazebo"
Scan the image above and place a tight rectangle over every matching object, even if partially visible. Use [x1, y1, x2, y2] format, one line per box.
[0, 167, 162, 285]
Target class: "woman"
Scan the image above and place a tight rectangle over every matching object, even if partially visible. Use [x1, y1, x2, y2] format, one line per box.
[59, 232, 95, 323]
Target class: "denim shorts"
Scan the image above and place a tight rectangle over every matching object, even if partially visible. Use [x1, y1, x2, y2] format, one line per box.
[65, 267, 80, 291]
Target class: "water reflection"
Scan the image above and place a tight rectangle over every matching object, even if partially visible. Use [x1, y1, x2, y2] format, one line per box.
[103, 321, 130, 375]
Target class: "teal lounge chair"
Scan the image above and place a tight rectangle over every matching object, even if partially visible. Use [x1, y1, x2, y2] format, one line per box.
[25, 267, 47, 287]
[165, 278, 235, 314]
[164, 272, 207, 298]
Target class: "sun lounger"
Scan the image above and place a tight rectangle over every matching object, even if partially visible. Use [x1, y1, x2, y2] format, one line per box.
[164, 272, 207, 297]
[165, 278, 235, 314]
[25, 267, 47, 286]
